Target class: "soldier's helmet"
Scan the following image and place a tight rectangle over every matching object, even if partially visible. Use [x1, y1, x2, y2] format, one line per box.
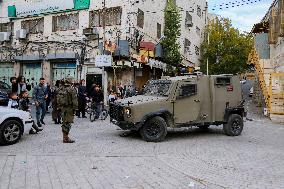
[64, 77, 74, 85]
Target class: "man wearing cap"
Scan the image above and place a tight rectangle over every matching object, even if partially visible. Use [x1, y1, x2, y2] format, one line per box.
[57, 77, 78, 143]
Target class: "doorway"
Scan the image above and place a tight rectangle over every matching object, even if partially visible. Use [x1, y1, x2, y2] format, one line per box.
[86, 74, 102, 96]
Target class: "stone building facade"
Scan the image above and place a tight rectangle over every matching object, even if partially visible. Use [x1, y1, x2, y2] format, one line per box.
[0, 0, 207, 93]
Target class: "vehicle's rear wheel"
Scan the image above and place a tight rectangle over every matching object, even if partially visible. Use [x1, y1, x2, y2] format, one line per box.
[140, 116, 167, 142]
[223, 114, 243, 136]
[0, 120, 22, 145]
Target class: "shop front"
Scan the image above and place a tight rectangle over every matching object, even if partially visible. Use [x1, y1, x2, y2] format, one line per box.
[52, 62, 77, 84]
[22, 62, 42, 87]
[0, 63, 14, 83]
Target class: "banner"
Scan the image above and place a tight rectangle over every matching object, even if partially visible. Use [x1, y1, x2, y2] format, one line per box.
[16, 0, 74, 17]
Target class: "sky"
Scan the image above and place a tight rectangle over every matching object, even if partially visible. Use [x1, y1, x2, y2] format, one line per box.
[208, 0, 274, 32]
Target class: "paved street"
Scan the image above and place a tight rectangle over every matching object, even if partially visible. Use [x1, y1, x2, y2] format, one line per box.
[0, 106, 284, 189]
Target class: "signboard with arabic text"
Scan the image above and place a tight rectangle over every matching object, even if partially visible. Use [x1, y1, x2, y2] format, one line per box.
[95, 55, 112, 67]
[16, 0, 74, 17]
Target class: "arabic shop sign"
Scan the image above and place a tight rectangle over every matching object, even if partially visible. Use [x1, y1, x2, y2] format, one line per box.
[16, 0, 74, 17]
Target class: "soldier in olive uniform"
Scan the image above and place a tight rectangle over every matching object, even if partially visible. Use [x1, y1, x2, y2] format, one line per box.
[57, 77, 78, 143]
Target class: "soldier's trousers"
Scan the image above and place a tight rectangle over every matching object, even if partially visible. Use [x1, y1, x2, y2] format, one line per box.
[62, 122, 71, 134]
[61, 108, 74, 134]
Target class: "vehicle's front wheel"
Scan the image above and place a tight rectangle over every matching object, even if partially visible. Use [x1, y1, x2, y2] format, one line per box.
[0, 120, 22, 145]
[223, 114, 243, 136]
[140, 116, 167, 142]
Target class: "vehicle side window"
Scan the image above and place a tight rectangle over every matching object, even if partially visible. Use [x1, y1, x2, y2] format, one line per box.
[215, 77, 231, 86]
[179, 84, 197, 98]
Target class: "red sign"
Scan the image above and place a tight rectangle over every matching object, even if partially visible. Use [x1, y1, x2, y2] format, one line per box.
[227, 85, 234, 91]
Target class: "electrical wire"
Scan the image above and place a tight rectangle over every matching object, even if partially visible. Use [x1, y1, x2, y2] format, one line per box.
[211, 0, 266, 10]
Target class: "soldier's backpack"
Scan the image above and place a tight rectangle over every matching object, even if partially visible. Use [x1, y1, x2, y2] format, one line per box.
[57, 87, 70, 107]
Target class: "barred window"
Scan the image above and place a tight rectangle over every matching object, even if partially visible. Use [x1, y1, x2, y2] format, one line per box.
[179, 84, 197, 97]
[184, 38, 191, 53]
[89, 7, 122, 27]
[21, 18, 44, 34]
[52, 13, 79, 32]
[195, 45, 200, 55]
[157, 23, 161, 39]
[196, 26, 200, 35]
[197, 5, 201, 17]
[0, 23, 13, 32]
[137, 9, 144, 28]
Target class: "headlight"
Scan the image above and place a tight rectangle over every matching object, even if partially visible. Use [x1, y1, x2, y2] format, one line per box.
[124, 107, 131, 118]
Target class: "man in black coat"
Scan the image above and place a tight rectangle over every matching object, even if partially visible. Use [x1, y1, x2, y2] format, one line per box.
[91, 85, 104, 119]
[78, 79, 87, 118]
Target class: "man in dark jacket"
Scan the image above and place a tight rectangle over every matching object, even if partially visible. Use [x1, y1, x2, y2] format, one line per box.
[78, 79, 87, 118]
[91, 85, 103, 119]
[33, 78, 48, 127]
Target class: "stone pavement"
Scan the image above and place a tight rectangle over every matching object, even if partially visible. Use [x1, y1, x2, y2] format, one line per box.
[0, 111, 284, 189]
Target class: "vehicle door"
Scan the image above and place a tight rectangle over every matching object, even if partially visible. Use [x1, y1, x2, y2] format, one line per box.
[173, 81, 201, 124]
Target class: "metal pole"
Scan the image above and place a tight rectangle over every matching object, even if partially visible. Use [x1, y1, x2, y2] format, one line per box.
[205, 4, 209, 76]
[102, 0, 107, 105]
[206, 32, 209, 76]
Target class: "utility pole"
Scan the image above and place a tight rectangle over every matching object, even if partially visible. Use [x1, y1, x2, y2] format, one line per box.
[102, 0, 108, 105]
[205, 4, 209, 76]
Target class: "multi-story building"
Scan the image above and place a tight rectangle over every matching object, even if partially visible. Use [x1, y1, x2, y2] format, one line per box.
[250, 0, 284, 122]
[0, 0, 207, 92]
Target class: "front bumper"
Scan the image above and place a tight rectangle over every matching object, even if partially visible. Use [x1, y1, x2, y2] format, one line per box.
[24, 120, 33, 134]
[110, 118, 139, 131]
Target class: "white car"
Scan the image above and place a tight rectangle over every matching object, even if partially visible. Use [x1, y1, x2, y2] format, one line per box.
[0, 107, 33, 145]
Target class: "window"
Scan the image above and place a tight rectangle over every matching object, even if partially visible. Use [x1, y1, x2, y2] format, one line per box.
[179, 84, 197, 97]
[137, 9, 144, 28]
[157, 23, 161, 39]
[197, 5, 201, 17]
[52, 13, 79, 31]
[196, 26, 200, 35]
[215, 77, 231, 86]
[0, 23, 13, 32]
[21, 18, 44, 34]
[185, 12, 193, 27]
[89, 7, 122, 27]
[195, 45, 200, 55]
[184, 38, 191, 53]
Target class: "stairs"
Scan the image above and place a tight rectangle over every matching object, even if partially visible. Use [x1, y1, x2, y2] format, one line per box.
[248, 49, 270, 109]
[248, 48, 284, 122]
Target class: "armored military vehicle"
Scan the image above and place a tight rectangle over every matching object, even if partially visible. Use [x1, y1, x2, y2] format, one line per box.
[110, 75, 245, 142]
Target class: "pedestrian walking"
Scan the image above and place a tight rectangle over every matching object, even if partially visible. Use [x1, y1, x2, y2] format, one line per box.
[57, 77, 78, 143]
[19, 90, 43, 134]
[52, 80, 61, 124]
[78, 79, 87, 118]
[33, 78, 48, 127]
[91, 85, 104, 119]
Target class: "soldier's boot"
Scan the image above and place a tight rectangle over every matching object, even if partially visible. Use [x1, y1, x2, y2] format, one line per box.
[63, 132, 75, 143]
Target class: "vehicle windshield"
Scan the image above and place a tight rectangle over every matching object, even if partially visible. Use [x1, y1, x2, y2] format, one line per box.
[143, 80, 171, 96]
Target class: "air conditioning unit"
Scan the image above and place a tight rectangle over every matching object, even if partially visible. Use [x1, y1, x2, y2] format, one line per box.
[16, 29, 27, 39]
[83, 27, 99, 36]
[0, 32, 11, 42]
[185, 20, 193, 27]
